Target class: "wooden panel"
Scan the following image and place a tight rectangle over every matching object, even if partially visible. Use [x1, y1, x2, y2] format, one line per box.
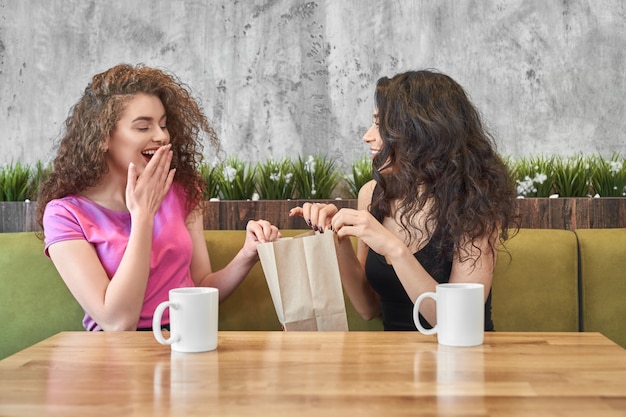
[0, 202, 38, 233]
[2, 198, 626, 232]
[202, 200, 358, 230]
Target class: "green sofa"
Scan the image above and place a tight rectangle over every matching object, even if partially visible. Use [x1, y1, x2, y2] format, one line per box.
[1, 228, 625, 359]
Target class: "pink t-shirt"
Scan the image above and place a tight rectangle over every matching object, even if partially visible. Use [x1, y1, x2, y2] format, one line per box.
[43, 184, 195, 331]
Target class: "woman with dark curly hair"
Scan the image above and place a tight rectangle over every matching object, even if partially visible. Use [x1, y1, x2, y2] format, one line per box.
[290, 70, 517, 331]
[37, 64, 280, 331]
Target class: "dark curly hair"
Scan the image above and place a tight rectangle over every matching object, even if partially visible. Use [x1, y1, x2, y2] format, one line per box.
[370, 70, 517, 265]
[36, 63, 219, 231]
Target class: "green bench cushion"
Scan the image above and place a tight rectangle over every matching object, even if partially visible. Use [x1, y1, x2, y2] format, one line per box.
[577, 228, 626, 348]
[0, 232, 85, 359]
[492, 228, 579, 332]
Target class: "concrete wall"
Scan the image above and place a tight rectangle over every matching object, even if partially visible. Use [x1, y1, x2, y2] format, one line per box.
[1, 0, 624, 169]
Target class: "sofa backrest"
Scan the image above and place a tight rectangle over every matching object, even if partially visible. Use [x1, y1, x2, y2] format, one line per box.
[492, 228, 580, 332]
[576, 228, 626, 349]
[0, 232, 85, 360]
[2, 227, 622, 360]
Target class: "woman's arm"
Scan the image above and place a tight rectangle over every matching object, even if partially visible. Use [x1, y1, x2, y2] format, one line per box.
[48, 147, 175, 331]
[188, 209, 280, 302]
[336, 181, 381, 320]
[48, 215, 156, 331]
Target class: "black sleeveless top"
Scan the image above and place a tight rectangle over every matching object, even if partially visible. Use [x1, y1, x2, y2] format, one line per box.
[364, 230, 494, 331]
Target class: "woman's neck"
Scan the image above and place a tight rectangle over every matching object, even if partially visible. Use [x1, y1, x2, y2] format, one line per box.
[79, 173, 129, 212]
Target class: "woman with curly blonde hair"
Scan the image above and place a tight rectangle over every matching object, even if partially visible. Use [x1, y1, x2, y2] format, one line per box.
[37, 64, 280, 331]
[291, 70, 517, 331]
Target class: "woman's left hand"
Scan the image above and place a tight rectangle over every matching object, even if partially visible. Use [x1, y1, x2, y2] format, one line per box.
[242, 219, 281, 259]
[331, 208, 404, 259]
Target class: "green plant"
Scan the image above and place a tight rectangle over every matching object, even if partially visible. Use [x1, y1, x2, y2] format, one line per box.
[508, 155, 555, 197]
[292, 155, 341, 199]
[590, 152, 626, 197]
[345, 155, 373, 198]
[255, 158, 295, 200]
[552, 155, 592, 197]
[216, 157, 257, 200]
[199, 162, 221, 200]
[4, 153, 626, 202]
[0, 162, 32, 201]
[28, 161, 52, 200]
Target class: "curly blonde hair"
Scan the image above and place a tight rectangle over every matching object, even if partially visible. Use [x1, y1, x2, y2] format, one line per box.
[36, 63, 219, 230]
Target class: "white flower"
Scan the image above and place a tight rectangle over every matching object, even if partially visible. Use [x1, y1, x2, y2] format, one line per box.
[516, 172, 549, 196]
[285, 173, 293, 184]
[304, 155, 317, 196]
[516, 176, 536, 197]
[305, 155, 316, 173]
[269, 172, 280, 182]
[609, 161, 622, 176]
[224, 166, 237, 183]
[252, 193, 260, 201]
[533, 173, 548, 184]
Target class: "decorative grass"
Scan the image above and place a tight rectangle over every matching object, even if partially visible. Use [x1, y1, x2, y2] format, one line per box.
[345, 155, 373, 198]
[3, 154, 625, 201]
[255, 158, 296, 200]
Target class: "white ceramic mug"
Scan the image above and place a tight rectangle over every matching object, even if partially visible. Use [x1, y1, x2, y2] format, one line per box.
[153, 287, 219, 353]
[413, 283, 484, 347]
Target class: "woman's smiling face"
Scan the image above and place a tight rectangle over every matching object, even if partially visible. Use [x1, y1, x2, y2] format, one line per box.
[105, 93, 170, 178]
[362, 111, 382, 160]
[363, 110, 394, 174]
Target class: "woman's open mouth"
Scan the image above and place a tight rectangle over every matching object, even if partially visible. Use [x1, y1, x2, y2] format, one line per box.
[141, 149, 156, 162]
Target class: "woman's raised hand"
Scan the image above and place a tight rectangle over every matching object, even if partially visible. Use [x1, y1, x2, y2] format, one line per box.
[125, 144, 176, 218]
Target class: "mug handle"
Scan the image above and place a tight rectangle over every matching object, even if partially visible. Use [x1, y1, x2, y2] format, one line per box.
[413, 292, 437, 335]
[152, 301, 180, 345]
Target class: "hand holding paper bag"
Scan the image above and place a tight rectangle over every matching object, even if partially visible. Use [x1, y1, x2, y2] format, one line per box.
[257, 231, 349, 331]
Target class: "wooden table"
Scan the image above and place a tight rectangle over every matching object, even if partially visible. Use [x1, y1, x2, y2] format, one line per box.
[1, 331, 625, 416]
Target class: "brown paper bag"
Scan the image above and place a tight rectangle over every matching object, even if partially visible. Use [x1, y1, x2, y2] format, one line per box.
[257, 231, 349, 331]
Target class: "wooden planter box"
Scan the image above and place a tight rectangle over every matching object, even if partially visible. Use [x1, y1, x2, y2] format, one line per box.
[2, 198, 626, 233]
[514, 197, 626, 230]
[1, 201, 38, 233]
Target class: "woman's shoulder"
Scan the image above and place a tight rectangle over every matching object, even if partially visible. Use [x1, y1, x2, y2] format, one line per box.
[357, 180, 377, 205]
[45, 194, 91, 214]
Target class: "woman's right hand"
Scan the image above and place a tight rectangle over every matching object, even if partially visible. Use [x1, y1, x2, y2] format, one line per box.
[125, 144, 176, 218]
[289, 202, 338, 232]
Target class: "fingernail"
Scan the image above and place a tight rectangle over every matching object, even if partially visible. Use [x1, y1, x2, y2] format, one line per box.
[306, 219, 312, 227]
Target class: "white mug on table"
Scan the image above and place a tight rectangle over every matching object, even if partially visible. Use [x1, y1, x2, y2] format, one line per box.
[153, 287, 219, 353]
[413, 283, 484, 347]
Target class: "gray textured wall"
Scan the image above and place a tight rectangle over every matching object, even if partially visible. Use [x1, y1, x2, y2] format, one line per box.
[1, 0, 625, 169]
